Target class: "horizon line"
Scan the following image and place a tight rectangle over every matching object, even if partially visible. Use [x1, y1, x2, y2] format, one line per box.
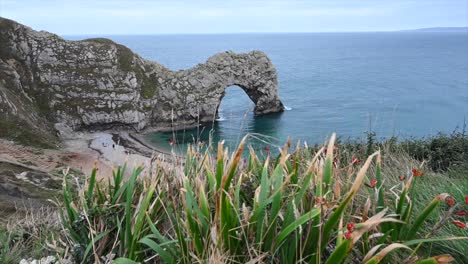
[60, 27, 468, 36]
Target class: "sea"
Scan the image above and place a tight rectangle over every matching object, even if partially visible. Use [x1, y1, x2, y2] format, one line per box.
[66, 32, 468, 152]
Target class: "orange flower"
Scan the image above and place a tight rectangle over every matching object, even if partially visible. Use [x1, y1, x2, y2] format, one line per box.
[412, 168, 424, 177]
[445, 197, 456, 207]
[365, 179, 378, 188]
[454, 210, 467, 217]
[399, 175, 406, 181]
[453, 221, 466, 229]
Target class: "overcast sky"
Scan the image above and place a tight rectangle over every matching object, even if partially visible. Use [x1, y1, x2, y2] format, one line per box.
[1, 0, 467, 34]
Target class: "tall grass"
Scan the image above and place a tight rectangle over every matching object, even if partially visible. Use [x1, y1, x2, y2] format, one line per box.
[59, 133, 467, 263]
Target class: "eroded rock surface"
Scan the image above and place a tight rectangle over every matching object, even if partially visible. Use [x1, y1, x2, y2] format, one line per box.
[0, 17, 284, 145]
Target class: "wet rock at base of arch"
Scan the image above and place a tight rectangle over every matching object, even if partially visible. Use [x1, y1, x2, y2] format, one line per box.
[0, 17, 284, 144]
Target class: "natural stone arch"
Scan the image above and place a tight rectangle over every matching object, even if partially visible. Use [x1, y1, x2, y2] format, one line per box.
[155, 51, 285, 129]
[0, 17, 284, 134]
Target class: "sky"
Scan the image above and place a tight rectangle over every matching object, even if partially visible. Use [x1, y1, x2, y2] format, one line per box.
[0, 0, 467, 35]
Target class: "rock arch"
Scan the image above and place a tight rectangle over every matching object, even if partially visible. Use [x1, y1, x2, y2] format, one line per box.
[154, 51, 285, 129]
[0, 17, 285, 134]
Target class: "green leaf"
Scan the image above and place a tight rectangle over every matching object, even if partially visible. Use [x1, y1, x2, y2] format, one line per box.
[82, 229, 112, 263]
[85, 167, 97, 206]
[324, 239, 351, 264]
[403, 236, 468, 246]
[276, 208, 320, 246]
[113, 258, 139, 264]
[139, 237, 175, 264]
[406, 195, 444, 240]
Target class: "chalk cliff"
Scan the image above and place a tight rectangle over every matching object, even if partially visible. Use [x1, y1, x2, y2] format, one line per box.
[0, 17, 284, 146]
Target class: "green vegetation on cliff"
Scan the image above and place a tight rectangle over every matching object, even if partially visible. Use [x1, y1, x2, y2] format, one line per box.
[0, 119, 58, 149]
[1, 133, 466, 263]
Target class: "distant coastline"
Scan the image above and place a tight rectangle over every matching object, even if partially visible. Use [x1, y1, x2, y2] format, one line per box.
[400, 27, 468, 32]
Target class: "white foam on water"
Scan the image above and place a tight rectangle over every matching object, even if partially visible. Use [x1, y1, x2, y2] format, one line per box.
[216, 112, 226, 121]
[284, 106, 292, 111]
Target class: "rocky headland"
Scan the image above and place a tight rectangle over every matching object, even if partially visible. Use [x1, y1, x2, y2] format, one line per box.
[0, 17, 284, 148]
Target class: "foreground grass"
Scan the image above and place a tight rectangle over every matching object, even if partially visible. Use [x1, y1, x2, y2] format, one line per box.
[0, 208, 61, 264]
[1, 132, 467, 263]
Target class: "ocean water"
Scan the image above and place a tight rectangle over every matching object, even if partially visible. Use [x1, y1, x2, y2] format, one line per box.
[67, 33, 468, 152]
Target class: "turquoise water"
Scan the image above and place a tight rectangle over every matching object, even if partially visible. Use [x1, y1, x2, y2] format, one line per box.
[68, 33, 468, 152]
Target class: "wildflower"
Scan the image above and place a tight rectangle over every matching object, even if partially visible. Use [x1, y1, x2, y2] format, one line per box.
[351, 157, 360, 165]
[365, 179, 378, 188]
[169, 137, 175, 146]
[315, 197, 326, 204]
[454, 210, 467, 217]
[198, 141, 206, 147]
[264, 145, 271, 156]
[399, 175, 406, 181]
[344, 231, 352, 239]
[445, 197, 456, 207]
[452, 221, 466, 229]
[346, 223, 355, 232]
[465, 195, 468, 205]
[412, 168, 424, 177]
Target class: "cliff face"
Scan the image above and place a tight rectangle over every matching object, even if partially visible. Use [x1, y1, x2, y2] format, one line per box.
[0, 17, 284, 145]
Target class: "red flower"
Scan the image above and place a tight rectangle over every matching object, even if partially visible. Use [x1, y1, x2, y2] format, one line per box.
[445, 197, 456, 207]
[453, 221, 467, 229]
[399, 175, 406, 181]
[365, 179, 378, 188]
[315, 197, 326, 204]
[454, 210, 467, 217]
[412, 168, 424, 177]
[344, 231, 352, 239]
[169, 138, 175, 146]
[347, 223, 355, 232]
[465, 196, 468, 205]
[351, 157, 360, 165]
[264, 145, 270, 151]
